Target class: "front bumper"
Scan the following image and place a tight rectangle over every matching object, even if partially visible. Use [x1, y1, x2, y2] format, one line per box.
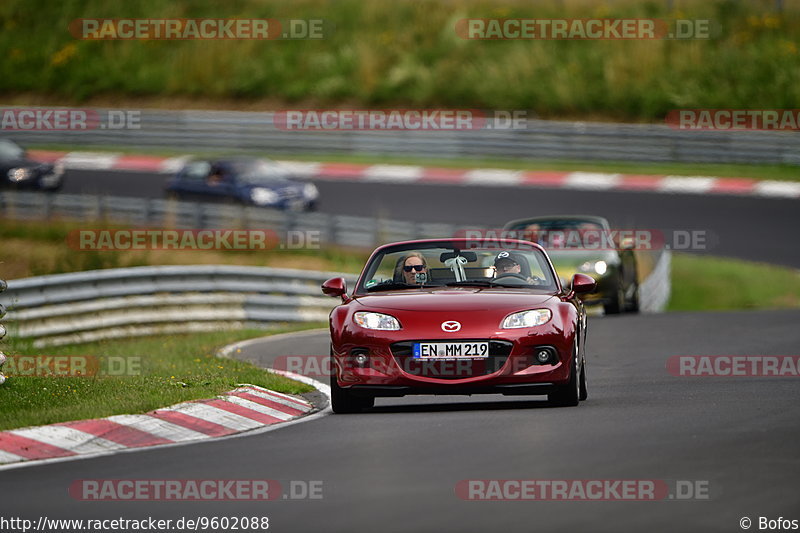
[332, 329, 574, 396]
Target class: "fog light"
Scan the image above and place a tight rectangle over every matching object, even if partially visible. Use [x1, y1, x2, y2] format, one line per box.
[354, 353, 369, 367]
[536, 350, 551, 364]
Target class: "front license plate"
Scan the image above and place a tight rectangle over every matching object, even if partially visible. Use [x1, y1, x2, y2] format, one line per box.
[413, 342, 489, 359]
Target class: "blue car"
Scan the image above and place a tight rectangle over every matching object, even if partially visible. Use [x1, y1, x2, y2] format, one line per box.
[166, 157, 318, 211]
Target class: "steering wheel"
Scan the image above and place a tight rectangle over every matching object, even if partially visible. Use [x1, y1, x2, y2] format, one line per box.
[493, 273, 529, 282]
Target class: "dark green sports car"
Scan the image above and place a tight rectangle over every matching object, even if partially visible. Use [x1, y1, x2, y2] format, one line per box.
[503, 215, 639, 314]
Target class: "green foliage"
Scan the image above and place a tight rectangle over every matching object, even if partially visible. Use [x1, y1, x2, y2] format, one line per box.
[668, 253, 800, 311]
[0, 0, 797, 121]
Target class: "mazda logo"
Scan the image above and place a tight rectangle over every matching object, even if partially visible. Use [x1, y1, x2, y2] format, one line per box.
[441, 321, 461, 332]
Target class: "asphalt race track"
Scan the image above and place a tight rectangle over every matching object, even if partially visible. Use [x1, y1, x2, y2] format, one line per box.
[2, 310, 799, 532]
[60, 168, 800, 268]
[4, 167, 797, 532]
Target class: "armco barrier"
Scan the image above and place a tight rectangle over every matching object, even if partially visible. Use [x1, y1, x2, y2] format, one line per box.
[639, 251, 671, 314]
[0, 266, 358, 347]
[5, 106, 799, 165]
[0, 253, 670, 348]
[0, 191, 457, 250]
[0, 277, 7, 384]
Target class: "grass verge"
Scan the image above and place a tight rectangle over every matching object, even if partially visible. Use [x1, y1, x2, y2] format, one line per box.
[0, 325, 323, 431]
[0, 218, 366, 280]
[2, 0, 799, 122]
[668, 253, 800, 311]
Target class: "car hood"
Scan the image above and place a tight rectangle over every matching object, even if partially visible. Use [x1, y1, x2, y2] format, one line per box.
[354, 288, 559, 312]
[547, 249, 619, 267]
[1, 157, 46, 170]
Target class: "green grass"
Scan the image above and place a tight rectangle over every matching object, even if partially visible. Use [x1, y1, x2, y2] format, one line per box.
[668, 253, 800, 311]
[1, 0, 799, 122]
[0, 218, 367, 280]
[28, 142, 800, 182]
[0, 326, 323, 431]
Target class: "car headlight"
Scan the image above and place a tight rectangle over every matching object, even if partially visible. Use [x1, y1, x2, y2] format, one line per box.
[250, 187, 279, 205]
[7, 168, 32, 182]
[354, 311, 401, 330]
[502, 309, 552, 329]
[303, 183, 319, 200]
[578, 260, 607, 275]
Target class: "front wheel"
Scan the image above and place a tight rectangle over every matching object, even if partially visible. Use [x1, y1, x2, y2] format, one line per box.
[579, 360, 588, 401]
[548, 344, 581, 407]
[625, 281, 640, 313]
[603, 275, 625, 315]
[329, 353, 374, 414]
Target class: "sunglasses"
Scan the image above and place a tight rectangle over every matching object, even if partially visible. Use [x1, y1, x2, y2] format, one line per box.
[403, 264, 426, 272]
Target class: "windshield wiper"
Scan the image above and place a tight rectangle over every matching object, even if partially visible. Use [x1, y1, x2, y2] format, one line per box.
[365, 281, 420, 292]
[444, 280, 494, 287]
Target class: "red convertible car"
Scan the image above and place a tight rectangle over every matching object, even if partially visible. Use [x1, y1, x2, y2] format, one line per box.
[321, 238, 596, 413]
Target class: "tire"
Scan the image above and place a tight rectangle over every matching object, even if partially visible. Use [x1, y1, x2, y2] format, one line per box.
[625, 281, 640, 313]
[579, 360, 588, 401]
[603, 276, 625, 315]
[548, 342, 581, 407]
[329, 352, 374, 414]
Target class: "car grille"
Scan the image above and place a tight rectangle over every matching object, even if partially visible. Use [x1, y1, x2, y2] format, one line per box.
[390, 340, 513, 380]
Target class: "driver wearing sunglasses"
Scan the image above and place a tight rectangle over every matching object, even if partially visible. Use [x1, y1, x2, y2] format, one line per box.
[399, 252, 428, 285]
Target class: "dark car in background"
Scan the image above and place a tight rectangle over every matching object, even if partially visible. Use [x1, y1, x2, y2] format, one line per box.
[166, 157, 319, 211]
[503, 215, 639, 314]
[0, 138, 64, 191]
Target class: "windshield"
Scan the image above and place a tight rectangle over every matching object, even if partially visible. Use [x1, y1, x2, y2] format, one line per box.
[506, 220, 607, 250]
[232, 159, 293, 184]
[0, 139, 25, 161]
[357, 243, 558, 293]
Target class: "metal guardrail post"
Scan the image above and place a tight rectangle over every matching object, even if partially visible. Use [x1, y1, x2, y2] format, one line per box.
[43, 192, 53, 220]
[193, 202, 204, 228]
[0, 277, 7, 385]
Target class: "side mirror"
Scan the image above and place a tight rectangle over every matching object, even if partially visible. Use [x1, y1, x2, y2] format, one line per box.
[322, 277, 347, 299]
[571, 273, 597, 296]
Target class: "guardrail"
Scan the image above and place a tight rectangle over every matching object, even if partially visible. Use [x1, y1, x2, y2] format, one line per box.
[0, 277, 7, 384]
[639, 251, 671, 314]
[5, 106, 799, 165]
[0, 191, 460, 250]
[0, 266, 358, 347]
[0, 253, 671, 349]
